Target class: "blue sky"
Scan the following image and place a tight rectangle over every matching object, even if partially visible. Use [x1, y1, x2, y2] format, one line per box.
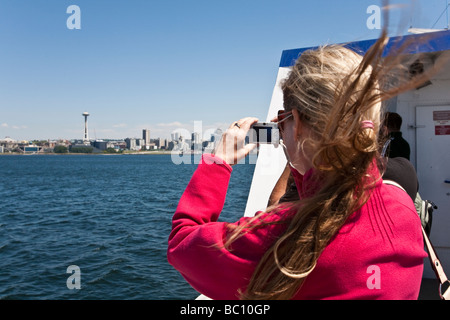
[0, 0, 448, 140]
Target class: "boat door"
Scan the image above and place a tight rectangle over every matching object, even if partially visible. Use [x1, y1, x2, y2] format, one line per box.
[416, 105, 450, 276]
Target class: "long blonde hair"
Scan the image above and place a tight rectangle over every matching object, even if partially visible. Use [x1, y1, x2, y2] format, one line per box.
[226, 26, 437, 299]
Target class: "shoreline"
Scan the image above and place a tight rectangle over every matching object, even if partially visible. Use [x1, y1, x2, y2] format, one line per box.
[0, 151, 175, 156]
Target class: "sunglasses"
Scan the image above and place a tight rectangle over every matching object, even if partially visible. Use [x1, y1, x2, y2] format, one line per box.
[275, 110, 293, 135]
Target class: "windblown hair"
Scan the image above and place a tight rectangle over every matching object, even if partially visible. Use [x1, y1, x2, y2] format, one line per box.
[225, 25, 438, 300]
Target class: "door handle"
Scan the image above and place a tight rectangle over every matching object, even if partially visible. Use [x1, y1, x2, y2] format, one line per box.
[408, 124, 426, 129]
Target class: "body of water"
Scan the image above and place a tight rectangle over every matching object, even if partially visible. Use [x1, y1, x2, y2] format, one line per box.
[0, 154, 255, 299]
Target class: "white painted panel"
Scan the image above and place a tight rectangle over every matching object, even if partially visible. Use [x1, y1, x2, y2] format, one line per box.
[244, 68, 291, 217]
[416, 105, 450, 278]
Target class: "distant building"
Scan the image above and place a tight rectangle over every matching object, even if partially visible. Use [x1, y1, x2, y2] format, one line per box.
[191, 132, 202, 152]
[94, 140, 108, 151]
[125, 138, 137, 151]
[114, 141, 126, 151]
[155, 138, 167, 149]
[22, 145, 42, 153]
[172, 136, 190, 153]
[192, 132, 201, 144]
[168, 140, 176, 151]
[0, 137, 19, 152]
[0, 137, 17, 150]
[136, 138, 145, 149]
[143, 129, 150, 147]
[171, 132, 180, 142]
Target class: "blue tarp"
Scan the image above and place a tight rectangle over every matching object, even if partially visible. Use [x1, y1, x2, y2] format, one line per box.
[280, 29, 450, 68]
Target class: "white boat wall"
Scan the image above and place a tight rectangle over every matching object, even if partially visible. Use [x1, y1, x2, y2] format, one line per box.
[245, 29, 450, 279]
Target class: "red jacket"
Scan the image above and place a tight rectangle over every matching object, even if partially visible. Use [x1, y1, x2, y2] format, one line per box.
[167, 154, 426, 300]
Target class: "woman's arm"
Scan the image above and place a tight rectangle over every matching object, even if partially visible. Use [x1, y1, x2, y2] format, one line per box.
[167, 118, 262, 299]
[267, 164, 291, 207]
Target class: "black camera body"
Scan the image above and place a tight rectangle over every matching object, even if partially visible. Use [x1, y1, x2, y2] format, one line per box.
[249, 123, 279, 147]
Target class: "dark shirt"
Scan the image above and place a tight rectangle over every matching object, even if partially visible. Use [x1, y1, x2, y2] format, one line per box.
[383, 157, 418, 201]
[386, 132, 410, 160]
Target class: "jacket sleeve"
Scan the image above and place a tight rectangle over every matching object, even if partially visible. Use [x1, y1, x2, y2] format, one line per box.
[167, 154, 284, 300]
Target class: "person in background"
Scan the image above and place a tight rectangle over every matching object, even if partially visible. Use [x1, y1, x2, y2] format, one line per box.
[382, 112, 411, 160]
[167, 28, 430, 300]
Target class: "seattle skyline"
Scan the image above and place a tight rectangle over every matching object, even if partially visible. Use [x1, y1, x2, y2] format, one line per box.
[1, 0, 449, 141]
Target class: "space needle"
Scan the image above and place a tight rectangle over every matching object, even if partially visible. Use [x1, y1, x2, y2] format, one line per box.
[82, 112, 90, 144]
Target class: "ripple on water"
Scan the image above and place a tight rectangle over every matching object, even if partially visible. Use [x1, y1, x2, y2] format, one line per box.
[0, 155, 254, 299]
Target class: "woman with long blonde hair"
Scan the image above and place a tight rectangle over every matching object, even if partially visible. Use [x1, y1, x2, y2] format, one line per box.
[167, 28, 430, 300]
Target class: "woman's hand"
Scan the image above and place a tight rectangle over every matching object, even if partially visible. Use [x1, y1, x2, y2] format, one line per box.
[213, 117, 259, 166]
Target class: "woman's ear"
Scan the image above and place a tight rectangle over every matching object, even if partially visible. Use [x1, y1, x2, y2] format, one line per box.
[291, 108, 303, 142]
